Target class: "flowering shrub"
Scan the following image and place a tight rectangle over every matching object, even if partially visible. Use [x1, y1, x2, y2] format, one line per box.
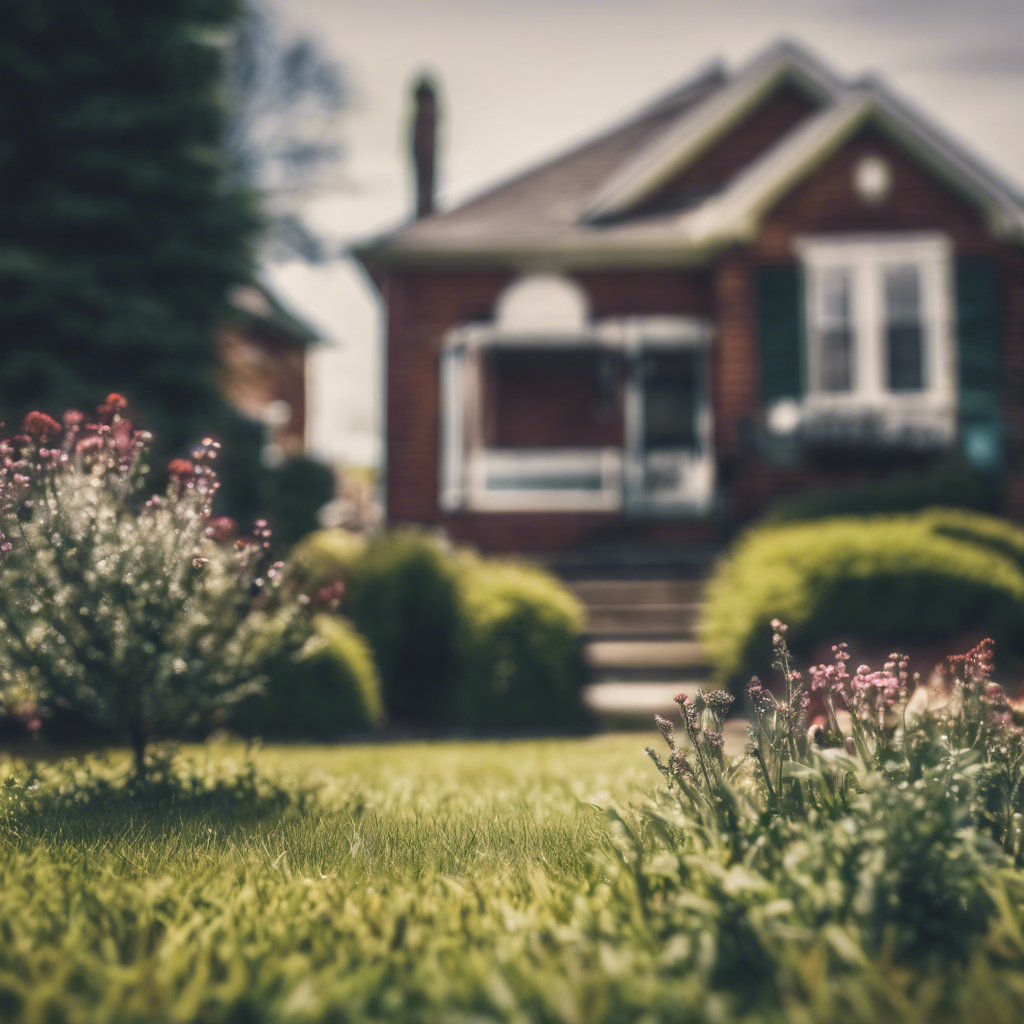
[0, 399, 307, 773]
[642, 625, 1024, 971]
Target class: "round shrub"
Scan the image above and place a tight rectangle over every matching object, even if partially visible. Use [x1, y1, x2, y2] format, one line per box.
[702, 511, 1024, 691]
[455, 560, 587, 731]
[262, 455, 336, 547]
[344, 529, 462, 725]
[289, 528, 367, 589]
[233, 615, 383, 739]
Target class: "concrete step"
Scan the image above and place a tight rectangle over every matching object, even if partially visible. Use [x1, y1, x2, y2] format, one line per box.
[584, 681, 704, 718]
[569, 578, 707, 607]
[584, 602, 700, 637]
[586, 638, 710, 672]
[584, 681, 749, 748]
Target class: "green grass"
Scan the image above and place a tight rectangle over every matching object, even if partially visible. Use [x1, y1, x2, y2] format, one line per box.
[0, 737, 663, 1024]
[4, 736, 1024, 1024]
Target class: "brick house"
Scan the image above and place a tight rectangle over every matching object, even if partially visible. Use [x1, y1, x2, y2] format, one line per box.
[354, 42, 1024, 553]
[218, 281, 317, 462]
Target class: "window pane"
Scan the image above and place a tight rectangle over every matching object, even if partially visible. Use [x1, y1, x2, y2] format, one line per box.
[816, 267, 854, 393]
[884, 265, 924, 391]
[820, 327, 854, 392]
[642, 350, 699, 450]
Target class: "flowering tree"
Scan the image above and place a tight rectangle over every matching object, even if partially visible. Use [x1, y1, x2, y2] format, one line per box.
[0, 398, 306, 774]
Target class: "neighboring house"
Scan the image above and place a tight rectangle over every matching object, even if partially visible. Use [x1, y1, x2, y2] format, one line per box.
[354, 42, 1024, 553]
[218, 281, 317, 463]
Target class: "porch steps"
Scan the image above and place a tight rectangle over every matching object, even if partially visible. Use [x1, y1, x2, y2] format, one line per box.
[557, 570, 724, 730]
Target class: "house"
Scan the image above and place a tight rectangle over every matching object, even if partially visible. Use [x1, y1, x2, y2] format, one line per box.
[218, 280, 317, 465]
[353, 42, 1024, 553]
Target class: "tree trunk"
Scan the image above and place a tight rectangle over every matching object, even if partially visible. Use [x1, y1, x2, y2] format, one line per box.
[129, 716, 148, 778]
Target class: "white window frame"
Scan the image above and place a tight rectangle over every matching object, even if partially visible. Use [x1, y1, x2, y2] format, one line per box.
[794, 233, 956, 438]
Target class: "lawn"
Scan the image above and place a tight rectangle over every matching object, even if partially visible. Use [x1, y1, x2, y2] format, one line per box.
[5, 727, 1024, 1024]
[0, 736, 666, 1024]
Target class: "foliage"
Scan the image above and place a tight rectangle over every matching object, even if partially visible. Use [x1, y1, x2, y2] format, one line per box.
[636, 630, 1024, 1013]
[0, 0, 269, 524]
[259, 453, 336, 547]
[288, 526, 366, 589]
[299, 529, 588, 730]
[232, 613, 384, 739]
[343, 528, 464, 725]
[0, 402, 306, 773]
[703, 510, 1024, 690]
[455, 559, 587, 730]
[761, 458, 993, 524]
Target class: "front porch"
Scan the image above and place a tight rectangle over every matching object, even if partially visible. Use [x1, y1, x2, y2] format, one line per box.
[439, 287, 717, 518]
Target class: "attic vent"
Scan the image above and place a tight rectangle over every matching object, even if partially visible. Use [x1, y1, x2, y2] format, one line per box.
[495, 275, 589, 335]
[854, 155, 892, 204]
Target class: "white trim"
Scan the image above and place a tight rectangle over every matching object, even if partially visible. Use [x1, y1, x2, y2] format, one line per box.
[438, 344, 466, 510]
[443, 315, 713, 351]
[494, 274, 590, 335]
[793, 233, 956, 441]
[583, 41, 845, 221]
[468, 448, 623, 512]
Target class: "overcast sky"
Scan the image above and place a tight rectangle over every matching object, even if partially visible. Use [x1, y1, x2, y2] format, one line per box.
[262, 0, 1024, 466]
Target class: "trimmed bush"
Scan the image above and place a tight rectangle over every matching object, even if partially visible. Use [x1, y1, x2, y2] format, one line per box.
[233, 615, 383, 739]
[289, 528, 367, 589]
[262, 455, 337, 547]
[455, 560, 587, 731]
[344, 529, 463, 725]
[703, 510, 1024, 691]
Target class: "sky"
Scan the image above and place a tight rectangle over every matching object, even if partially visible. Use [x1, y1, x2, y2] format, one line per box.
[261, 0, 1024, 467]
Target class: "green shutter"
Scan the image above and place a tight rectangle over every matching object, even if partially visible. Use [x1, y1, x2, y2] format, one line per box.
[956, 257, 1002, 470]
[757, 265, 804, 403]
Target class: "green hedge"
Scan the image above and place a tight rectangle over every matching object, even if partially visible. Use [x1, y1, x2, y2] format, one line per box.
[455, 560, 587, 731]
[287, 528, 588, 731]
[232, 615, 384, 739]
[344, 529, 464, 725]
[703, 510, 1024, 691]
[289, 528, 367, 590]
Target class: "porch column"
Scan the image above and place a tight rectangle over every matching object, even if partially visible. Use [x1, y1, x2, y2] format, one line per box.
[439, 335, 486, 510]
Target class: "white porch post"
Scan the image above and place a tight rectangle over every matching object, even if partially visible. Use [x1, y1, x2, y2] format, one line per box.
[439, 331, 488, 510]
[438, 342, 465, 509]
[621, 318, 645, 511]
[463, 338, 485, 504]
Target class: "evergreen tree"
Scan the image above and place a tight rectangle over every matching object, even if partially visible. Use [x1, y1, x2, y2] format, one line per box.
[0, 0, 265, 521]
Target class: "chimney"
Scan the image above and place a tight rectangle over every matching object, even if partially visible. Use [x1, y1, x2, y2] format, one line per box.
[411, 75, 437, 218]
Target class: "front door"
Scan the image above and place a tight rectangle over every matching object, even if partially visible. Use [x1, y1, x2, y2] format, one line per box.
[625, 346, 714, 512]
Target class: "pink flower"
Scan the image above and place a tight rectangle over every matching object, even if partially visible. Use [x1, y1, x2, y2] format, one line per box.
[167, 459, 195, 480]
[205, 516, 238, 543]
[22, 412, 61, 441]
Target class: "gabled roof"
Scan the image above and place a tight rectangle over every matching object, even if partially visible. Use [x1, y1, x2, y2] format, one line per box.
[582, 41, 844, 222]
[355, 41, 1024, 268]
